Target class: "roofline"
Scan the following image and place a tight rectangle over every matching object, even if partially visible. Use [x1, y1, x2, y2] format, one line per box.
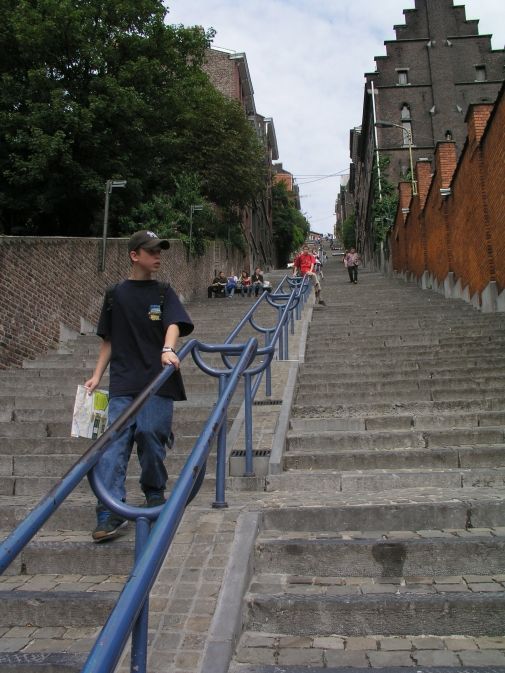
[229, 52, 256, 116]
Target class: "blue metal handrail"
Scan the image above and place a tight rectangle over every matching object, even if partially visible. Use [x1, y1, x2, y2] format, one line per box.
[82, 337, 259, 673]
[0, 338, 253, 574]
[220, 274, 311, 476]
[0, 271, 313, 673]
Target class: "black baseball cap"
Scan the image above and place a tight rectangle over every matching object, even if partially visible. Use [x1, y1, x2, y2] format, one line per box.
[128, 230, 170, 253]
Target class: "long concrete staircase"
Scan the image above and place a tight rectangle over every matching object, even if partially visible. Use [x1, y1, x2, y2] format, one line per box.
[231, 251, 505, 672]
[0, 293, 265, 671]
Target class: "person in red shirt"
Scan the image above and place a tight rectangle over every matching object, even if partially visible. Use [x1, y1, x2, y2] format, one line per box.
[293, 244, 325, 305]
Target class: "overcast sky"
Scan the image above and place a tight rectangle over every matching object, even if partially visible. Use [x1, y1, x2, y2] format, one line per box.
[166, 1, 505, 235]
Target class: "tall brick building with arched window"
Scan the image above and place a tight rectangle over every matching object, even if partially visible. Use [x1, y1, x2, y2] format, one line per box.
[349, 0, 504, 263]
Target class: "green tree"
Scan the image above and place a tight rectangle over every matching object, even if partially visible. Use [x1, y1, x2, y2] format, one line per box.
[272, 182, 310, 267]
[0, 0, 266, 238]
[342, 213, 356, 250]
[120, 172, 220, 256]
[371, 155, 398, 247]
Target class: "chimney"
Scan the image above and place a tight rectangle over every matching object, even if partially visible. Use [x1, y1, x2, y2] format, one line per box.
[435, 141, 457, 192]
[416, 158, 432, 209]
[398, 181, 412, 222]
[466, 103, 493, 146]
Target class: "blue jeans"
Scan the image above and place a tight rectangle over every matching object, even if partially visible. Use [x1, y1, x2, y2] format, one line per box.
[95, 394, 173, 522]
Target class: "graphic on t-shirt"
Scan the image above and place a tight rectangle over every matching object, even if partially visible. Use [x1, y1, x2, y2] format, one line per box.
[148, 304, 162, 321]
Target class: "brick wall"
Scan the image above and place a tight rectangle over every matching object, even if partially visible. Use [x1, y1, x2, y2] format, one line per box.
[482, 90, 505, 291]
[0, 237, 246, 368]
[390, 82, 505, 307]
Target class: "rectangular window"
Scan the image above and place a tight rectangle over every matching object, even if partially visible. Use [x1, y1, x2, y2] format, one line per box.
[475, 65, 487, 81]
[397, 70, 409, 85]
[402, 122, 412, 146]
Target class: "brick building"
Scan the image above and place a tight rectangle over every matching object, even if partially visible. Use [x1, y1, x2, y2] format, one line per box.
[334, 175, 353, 242]
[272, 163, 301, 210]
[203, 48, 278, 271]
[390, 80, 505, 313]
[349, 0, 504, 264]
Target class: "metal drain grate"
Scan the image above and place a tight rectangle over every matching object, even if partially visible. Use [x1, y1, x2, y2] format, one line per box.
[253, 399, 283, 406]
[230, 449, 271, 458]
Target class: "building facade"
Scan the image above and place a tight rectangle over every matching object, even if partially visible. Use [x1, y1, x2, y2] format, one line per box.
[334, 175, 353, 244]
[272, 163, 301, 210]
[390, 81, 505, 313]
[203, 48, 278, 271]
[349, 0, 504, 264]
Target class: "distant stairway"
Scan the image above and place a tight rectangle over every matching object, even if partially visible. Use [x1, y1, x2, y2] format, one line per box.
[230, 254, 505, 672]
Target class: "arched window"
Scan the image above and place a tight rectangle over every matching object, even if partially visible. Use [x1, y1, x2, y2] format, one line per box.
[400, 104, 413, 146]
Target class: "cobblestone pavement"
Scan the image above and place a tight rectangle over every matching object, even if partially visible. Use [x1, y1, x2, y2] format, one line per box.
[234, 632, 505, 669]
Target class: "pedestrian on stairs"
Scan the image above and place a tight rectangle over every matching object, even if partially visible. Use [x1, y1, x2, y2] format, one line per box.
[293, 244, 326, 305]
[84, 230, 194, 542]
[343, 248, 360, 284]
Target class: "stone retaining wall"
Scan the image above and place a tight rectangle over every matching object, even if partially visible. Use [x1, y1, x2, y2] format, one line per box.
[0, 236, 246, 368]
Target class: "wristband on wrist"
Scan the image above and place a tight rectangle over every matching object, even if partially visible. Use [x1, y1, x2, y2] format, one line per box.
[162, 347, 175, 353]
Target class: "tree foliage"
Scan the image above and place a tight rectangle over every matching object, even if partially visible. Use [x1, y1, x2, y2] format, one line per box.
[342, 213, 356, 250]
[272, 181, 310, 267]
[0, 0, 266, 237]
[371, 155, 398, 247]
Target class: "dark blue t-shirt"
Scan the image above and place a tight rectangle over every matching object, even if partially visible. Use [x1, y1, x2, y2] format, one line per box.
[97, 280, 194, 399]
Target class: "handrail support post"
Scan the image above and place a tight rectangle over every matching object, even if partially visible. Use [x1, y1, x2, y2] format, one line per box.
[243, 373, 255, 477]
[131, 516, 151, 673]
[212, 374, 229, 508]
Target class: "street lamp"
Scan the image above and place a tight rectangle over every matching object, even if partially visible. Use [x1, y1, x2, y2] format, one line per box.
[375, 120, 418, 196]
[189, 204, 204, 257]
[101, 179, 127, 271]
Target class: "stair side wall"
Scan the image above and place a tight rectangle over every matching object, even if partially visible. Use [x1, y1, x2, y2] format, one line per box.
[0, 236, 246, 368]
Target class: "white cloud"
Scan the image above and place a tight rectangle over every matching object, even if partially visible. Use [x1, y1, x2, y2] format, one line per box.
[167, 0, 505, 234]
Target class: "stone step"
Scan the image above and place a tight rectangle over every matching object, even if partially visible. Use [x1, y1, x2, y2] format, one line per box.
[303, 357, 505, 376]
[0, 468, 260, 528]
[0, 652, 87, 672]
[300, 362, 505, 385]
[6, 394, 224, 424]
[308, 324, 505, 335]
[0, 379, 226, 399]
[0, 471, 221, 497]
[231, 634, 505, 671]
[0, 447, 216, 478]
[0, 589, 118, 628]
[283, 445, 505, 472]
[254, 530, 505, 577]
[245, 591, 505, 637]
[0, 410, 236, 438]
[305, 362, 505, 378]
[266, 467, 505, 494]
[260, 496, 505, 533]
[0, 434, 201, 456]
[297, 377, 505, 394]
[307, 338, 505, 352]
[286, 428, 505, 452]
[2, 537, 135, 576]
[295, 388, 505, 405]
[289, 411, 505, 432]
[292, 397, 505, 419]
[304, 344, 505, 359]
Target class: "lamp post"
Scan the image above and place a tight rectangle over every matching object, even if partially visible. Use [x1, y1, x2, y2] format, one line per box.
[101, 179, 127, 271]
[375, 120, 418, 196]
[189, 204, 204, 257]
